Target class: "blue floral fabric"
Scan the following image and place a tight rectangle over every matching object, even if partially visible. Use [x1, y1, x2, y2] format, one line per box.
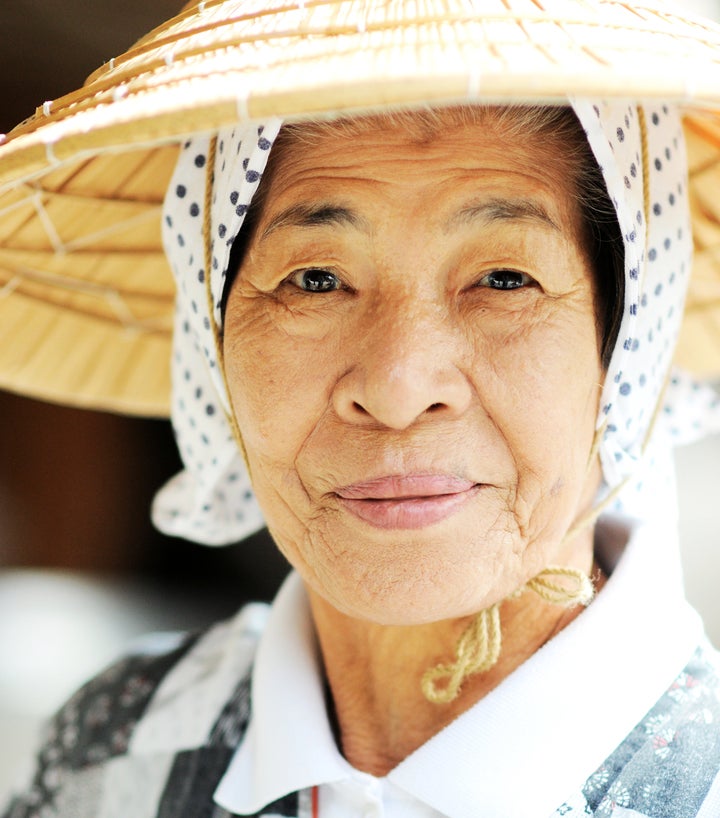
[551, 643, 720, 818]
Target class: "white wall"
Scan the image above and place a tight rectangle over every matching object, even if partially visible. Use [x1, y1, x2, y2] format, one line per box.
[677, 434, 720, 644]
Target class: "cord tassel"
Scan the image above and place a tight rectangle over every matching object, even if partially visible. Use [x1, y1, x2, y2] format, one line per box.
[421, 566, 594, 704]
[422, 603, 501, 705]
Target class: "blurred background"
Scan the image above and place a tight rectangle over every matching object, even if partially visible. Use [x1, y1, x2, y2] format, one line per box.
[1, 0, 720, 801]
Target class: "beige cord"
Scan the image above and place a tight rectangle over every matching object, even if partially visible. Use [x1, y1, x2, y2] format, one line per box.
[421, 566, 594, 704]
[202, 136, 252, 469]
[422, 602, 502, 705]
[524, 566, 595, 607]
[638, 104, 651, 295]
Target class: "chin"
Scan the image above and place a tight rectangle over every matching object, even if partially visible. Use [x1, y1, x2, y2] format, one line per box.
[313, 561, 509, 626]
[276, 506, 550, 623]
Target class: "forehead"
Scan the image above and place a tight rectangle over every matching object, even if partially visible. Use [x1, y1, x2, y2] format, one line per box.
[252, 107, 586, 234]
[271, 106, 577, 162]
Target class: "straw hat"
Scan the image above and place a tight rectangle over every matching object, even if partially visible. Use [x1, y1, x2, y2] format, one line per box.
[1, 0, 719, 417]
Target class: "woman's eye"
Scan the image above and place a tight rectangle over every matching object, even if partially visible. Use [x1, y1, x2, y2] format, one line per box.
[288, 268, 342, 292]
[477, 270, 535, 290]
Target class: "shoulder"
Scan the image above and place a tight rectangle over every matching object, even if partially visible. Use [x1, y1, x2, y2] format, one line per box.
[1, 602, 269, 818]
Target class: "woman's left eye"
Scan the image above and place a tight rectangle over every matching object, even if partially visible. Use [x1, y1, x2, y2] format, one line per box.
[288, 268, 343, 292]
[476, 270, 536, 290]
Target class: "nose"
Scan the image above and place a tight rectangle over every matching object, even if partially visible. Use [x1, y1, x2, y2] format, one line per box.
[332, 297, 473, 430]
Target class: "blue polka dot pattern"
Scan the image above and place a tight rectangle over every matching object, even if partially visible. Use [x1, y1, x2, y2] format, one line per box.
[154, 101, 700, 544]
[574, 100, 693, 521]
[153, 120, 282, 545]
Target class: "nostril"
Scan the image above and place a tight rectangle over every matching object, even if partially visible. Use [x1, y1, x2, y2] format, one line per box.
[352, 401, 370, 415]
[428, 403, 444, 412]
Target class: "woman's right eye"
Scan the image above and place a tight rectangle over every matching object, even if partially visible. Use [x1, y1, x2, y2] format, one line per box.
[476, 269, 536, 290]
[288, 268, 342, 292]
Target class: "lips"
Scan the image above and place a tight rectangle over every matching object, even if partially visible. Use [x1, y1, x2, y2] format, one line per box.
[335, 474, 480, 529]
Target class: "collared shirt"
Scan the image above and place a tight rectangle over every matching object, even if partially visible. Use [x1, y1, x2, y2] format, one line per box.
[5, 517, 720, 818]
[215, 517, 709, 818]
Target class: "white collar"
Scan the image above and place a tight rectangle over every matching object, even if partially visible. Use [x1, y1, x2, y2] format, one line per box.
[215, 518, 703, 818]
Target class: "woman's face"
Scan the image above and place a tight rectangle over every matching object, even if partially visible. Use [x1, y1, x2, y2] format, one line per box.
[224, 111, 604, 625]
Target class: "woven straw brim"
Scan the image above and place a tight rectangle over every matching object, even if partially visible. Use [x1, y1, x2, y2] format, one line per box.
[1, 0, 719, 416]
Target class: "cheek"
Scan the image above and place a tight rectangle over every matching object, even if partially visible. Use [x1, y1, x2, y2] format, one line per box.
[471, 306, 602, 524]
[223, 303, 338, 465]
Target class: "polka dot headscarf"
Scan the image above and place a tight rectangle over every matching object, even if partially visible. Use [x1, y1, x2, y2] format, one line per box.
[153, 119, 282, 544]
[153, 101, 719, 545]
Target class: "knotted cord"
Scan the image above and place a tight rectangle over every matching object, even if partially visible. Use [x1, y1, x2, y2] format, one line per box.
[421, 565, 595, 704]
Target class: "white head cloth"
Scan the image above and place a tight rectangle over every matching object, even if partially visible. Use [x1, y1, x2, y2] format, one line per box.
[153, 101, 720, 545]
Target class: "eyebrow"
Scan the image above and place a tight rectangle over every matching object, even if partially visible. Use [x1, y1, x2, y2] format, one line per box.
[445, 197, 562, 233]
[258, 196, 561, 242]
[259, 203, 371, 240]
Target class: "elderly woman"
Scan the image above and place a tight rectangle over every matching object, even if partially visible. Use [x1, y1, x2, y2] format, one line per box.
[2, 2, 720, 817]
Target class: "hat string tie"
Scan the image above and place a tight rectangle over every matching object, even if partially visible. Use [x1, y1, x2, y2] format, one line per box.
[421, 565, 594, 705]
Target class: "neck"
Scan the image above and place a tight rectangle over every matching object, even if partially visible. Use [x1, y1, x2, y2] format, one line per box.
[307, 554, 603, 776]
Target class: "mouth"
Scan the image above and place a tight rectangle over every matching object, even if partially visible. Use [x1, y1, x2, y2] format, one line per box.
[334, 474, 481, 530]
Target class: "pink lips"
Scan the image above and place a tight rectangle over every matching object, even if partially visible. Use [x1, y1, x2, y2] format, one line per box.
[335, 474, 479, 530]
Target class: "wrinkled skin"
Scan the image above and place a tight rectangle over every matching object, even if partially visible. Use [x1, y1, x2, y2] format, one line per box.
[223, 111, 603, 628]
